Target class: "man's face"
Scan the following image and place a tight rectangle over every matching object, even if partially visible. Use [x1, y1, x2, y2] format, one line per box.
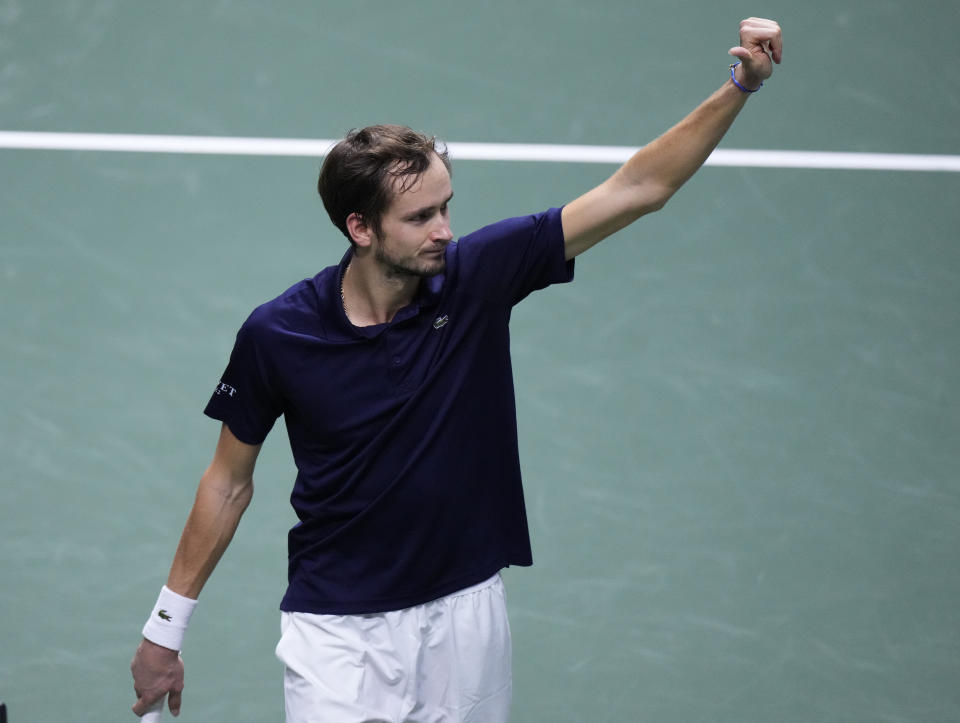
[373, 154, 454, 279]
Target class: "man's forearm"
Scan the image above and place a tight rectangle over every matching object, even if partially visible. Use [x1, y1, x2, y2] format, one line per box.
[165, 470, 253, 599]
[132, 426, 259, 718]
[562, 79, 751, 257]
[561, 18, 781, 259]
[614, 19, 779, 204]
[616, 78, 749, 201]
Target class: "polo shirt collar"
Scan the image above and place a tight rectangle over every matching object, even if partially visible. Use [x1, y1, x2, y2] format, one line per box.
[327, 249, 446, 339]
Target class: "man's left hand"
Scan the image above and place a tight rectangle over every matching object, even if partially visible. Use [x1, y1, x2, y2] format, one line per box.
[729, 17, 783, 90]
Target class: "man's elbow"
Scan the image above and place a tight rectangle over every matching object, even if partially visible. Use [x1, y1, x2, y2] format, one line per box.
[232, 477, 254, 509]
[638, 182, 676, 215]
[198, 466, 255, 509]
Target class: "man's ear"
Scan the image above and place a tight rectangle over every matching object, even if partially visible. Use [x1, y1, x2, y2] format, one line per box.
[346, 212, 373, 248]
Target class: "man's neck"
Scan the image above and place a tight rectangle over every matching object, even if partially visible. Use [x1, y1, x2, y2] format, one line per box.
[342, 253, 420, 327]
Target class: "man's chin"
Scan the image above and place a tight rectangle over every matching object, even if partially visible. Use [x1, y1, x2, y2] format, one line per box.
[381, 257, 445, 280]
[419, 258, 446, 277]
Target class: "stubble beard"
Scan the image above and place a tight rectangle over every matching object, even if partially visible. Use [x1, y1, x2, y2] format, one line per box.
[375, 241, 446, 280]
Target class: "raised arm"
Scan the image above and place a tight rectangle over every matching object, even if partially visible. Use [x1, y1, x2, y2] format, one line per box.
[562, 17, 782, 259]
[131, 423, 261, 718]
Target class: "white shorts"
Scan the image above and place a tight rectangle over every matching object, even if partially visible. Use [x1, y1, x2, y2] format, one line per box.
[275, 574, 512, 723]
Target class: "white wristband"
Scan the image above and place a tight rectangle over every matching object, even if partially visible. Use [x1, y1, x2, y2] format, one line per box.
[142, 585, 197, 651]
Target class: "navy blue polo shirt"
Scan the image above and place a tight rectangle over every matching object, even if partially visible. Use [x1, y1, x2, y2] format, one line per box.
[204, 206, 573, 614]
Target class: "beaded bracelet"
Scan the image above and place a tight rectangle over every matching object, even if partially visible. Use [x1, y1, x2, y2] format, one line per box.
[729, 62, 762, 93]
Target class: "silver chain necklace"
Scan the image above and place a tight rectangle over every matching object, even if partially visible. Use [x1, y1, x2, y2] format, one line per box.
[340, 262, 350, 317]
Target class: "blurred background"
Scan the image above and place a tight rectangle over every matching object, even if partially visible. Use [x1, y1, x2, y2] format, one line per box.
[2, 1, 958, 721]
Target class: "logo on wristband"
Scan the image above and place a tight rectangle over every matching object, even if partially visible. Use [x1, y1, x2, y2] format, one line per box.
[157, 609, 173, 621]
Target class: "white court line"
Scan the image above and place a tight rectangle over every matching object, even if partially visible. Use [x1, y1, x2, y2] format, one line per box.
[1, 131, 959, 172]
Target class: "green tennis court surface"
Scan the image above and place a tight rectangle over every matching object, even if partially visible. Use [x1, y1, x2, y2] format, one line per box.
[2, 2, 958, 721]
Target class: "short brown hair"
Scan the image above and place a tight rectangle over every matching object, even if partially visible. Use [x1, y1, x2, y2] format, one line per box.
[317, 125, 451, 244]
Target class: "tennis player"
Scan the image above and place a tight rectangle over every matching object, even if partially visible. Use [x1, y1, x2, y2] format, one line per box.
[131, 17, 782, 722]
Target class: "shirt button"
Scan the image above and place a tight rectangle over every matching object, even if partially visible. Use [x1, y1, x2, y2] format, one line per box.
[393, 356, 401, 366]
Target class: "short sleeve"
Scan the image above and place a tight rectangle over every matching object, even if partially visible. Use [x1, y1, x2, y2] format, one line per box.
[203, 309, 284, 445]
[454, 206, 574, 305]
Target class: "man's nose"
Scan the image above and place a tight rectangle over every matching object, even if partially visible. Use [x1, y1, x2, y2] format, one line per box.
[431, 218, 454, 243]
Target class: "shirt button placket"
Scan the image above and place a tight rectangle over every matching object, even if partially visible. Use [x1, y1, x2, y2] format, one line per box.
[385, 329, 404, 381]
